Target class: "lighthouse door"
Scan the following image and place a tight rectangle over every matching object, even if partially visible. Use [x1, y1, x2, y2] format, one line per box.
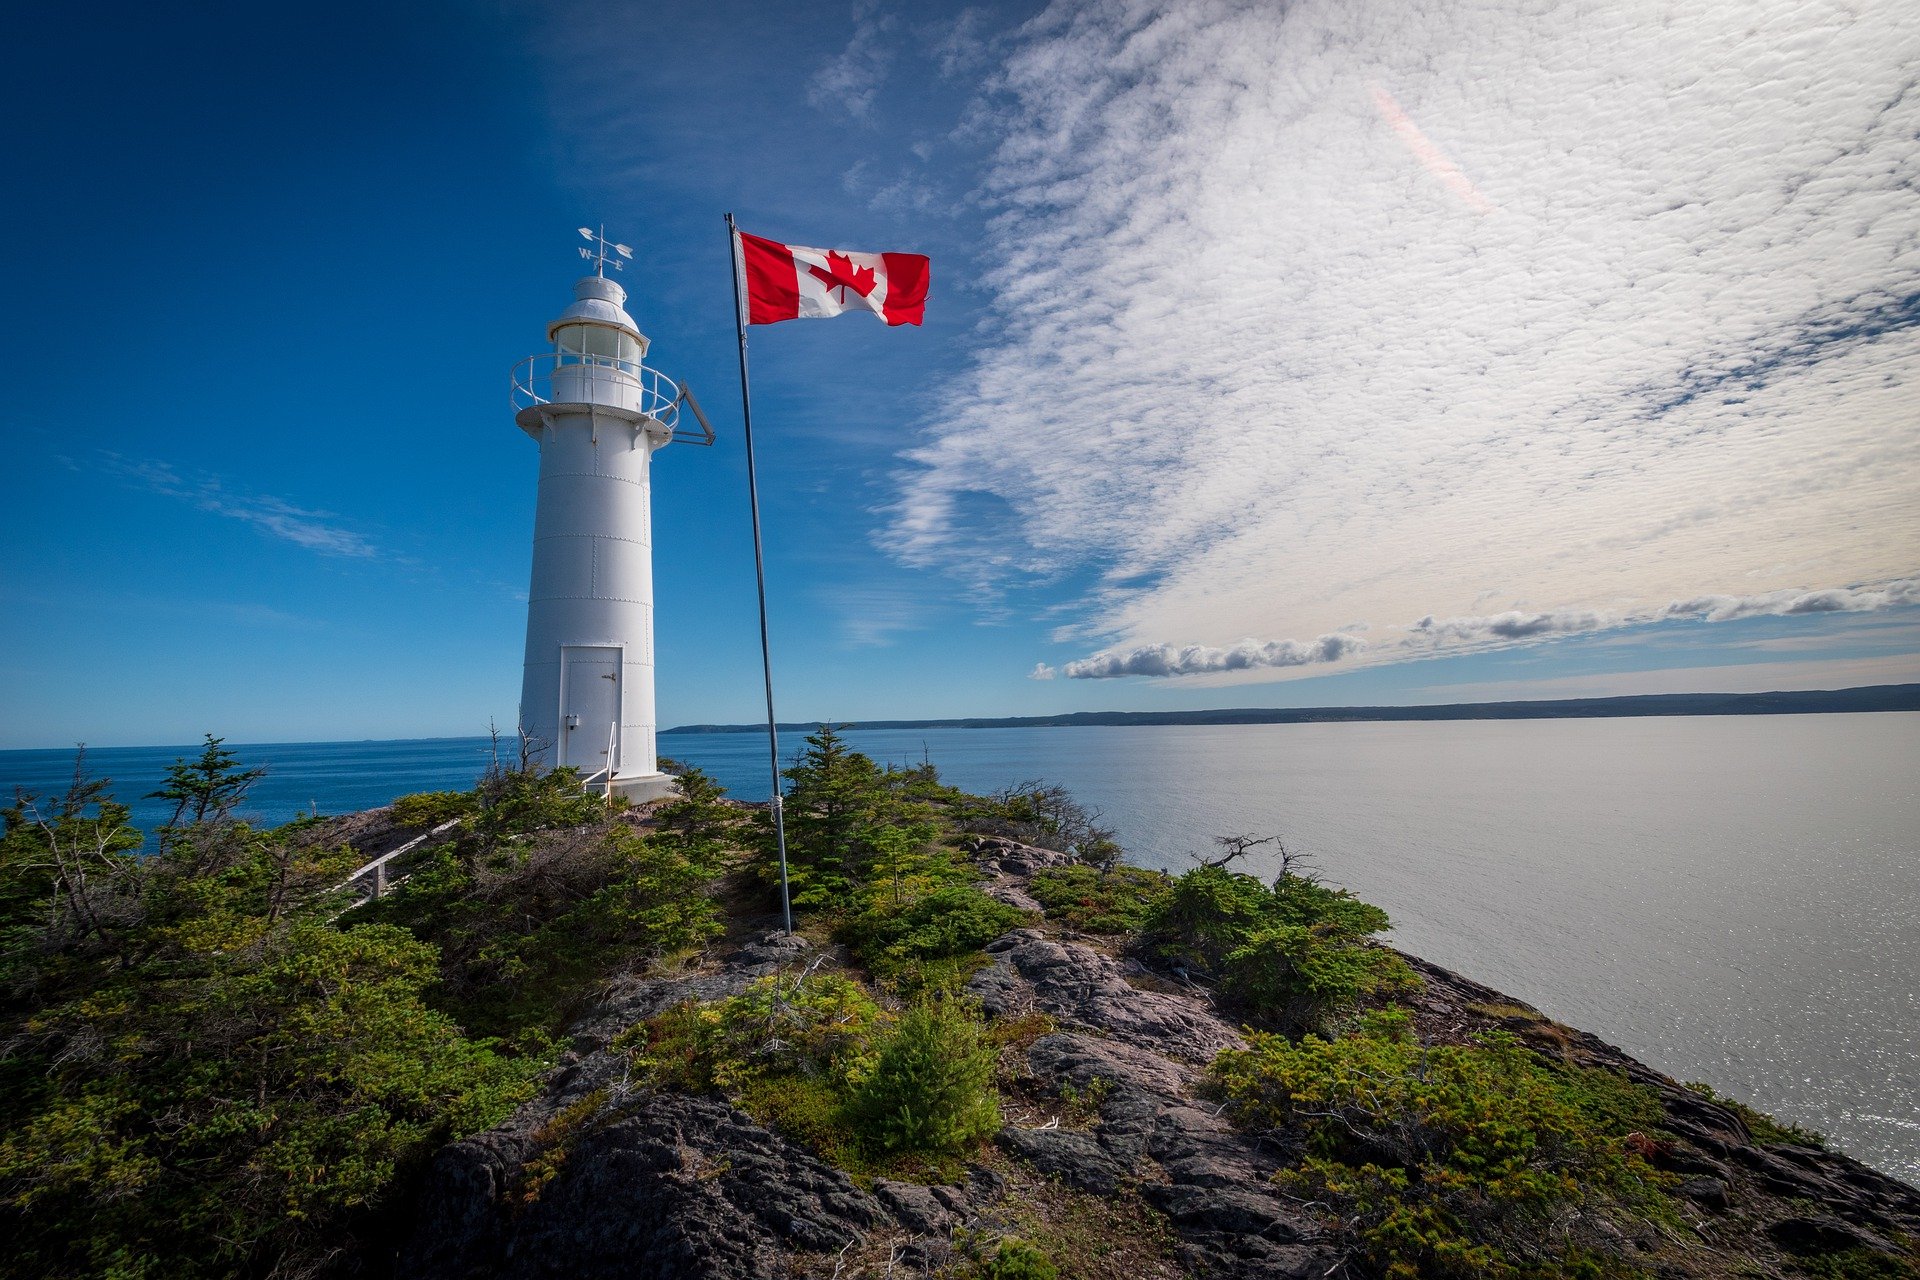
[558, 646, 622, 776]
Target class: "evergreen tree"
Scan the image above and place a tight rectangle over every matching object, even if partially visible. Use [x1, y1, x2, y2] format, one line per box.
[148, 733, 266, 831]
[776, 725, 886, 909]
[0, 751, 536, 1279]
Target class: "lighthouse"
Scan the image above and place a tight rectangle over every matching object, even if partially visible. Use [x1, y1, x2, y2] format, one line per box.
[510, 229, 710, 802]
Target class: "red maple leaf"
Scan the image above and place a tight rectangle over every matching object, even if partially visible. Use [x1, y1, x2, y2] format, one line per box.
[808, 251, 877, 303]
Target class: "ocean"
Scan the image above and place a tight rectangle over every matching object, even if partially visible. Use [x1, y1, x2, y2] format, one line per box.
[4, 712, 1916, 1184]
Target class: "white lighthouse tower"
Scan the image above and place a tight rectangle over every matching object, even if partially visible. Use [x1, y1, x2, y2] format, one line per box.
[510, 229, 711, 802]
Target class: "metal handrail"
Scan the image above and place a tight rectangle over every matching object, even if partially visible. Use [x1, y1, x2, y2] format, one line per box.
[511, 352, 681, 428]
[334, 817, 462, 902]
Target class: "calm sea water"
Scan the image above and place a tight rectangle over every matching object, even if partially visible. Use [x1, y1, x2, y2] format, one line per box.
[4, 714, 1916, 1184]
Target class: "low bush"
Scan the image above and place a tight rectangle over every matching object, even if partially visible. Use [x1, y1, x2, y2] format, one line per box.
[841, 881, 1028, 991]
[631, 975, 1001, 1165]
[359, 811, 722, 1048]
[1218, 925, 1419, 1032]
[391, 789, 474, 829]
[629, 971, 887, 1093]
[964, 1236, 1061, 1280]
[1797, 1247, 1920, 1280]
[952, 780, 1120, 868]
[470, 764, 608, 847]
[1147, 864, 1413, 1032]
[845, 999, 1001, 1157]
[1209, 1022, 1672, 1279]
[1028, 864, 1170, 934]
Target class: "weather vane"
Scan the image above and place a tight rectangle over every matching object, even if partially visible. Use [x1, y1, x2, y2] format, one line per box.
[577, 225, 632, 276]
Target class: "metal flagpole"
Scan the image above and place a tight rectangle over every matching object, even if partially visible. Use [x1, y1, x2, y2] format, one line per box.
[725, 211, 794, 935]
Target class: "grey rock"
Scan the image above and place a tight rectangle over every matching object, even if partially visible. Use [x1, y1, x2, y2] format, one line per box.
[734, 929, 816, 969]
[986, 881, 1045, 914]
[1027, 1031, 1200, 1099]
[870, 1179, 960, 1236]
[1766, 1213, 1900, 1257]
[1677, 1176, 1730, 1211]
[998, 1126, 1130, 1194]
[405, 1093, 882, 1280]
[968, 931, 1243, 1062]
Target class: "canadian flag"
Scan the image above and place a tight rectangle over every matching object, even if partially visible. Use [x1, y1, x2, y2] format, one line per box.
[735, 230, 930, 327]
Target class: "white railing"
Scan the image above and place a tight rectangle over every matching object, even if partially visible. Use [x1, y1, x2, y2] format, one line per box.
[336, 818, 462, 902]
[511, 352, 680, 427]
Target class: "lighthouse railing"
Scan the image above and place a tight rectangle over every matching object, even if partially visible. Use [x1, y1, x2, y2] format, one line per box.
[512, 352, 681, 427]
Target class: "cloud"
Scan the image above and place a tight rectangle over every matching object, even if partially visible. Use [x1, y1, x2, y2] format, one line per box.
[1028, 662, 1057, 680]
[104, 454, 380, 559]
[1406, 579, 1919, 650]
[1063, 632, 1367, 680]
[885, 0, 1920, 681]
[1368, 83, 1498, 214]
[1057, 574, 1920, 679]
[1661, 580, 1920, 623]
[1410, 608, 1607, 646]
[808, 10, 898, 120]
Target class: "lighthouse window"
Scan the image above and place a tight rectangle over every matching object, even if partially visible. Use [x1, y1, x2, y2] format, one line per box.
[555, 324, 640, 365]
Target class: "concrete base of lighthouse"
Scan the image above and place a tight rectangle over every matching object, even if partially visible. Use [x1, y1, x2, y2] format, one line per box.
[610, 772, 680, 805]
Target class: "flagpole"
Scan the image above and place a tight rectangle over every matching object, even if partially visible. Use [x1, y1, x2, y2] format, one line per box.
[726, 211, 794, 936]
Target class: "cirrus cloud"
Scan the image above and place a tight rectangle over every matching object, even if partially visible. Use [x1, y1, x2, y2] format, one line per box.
[890, 0, 1920, 679]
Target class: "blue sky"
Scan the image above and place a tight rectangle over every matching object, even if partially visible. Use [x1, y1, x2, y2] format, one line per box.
[2, 0, 1915, 749]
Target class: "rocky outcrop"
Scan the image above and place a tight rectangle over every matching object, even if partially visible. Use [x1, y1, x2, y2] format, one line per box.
[967, 928, 1244, 1063]
[403, 838, 1920, 1280]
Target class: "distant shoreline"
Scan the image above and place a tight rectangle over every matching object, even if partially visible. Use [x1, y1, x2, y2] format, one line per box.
[663, 682, 1920, 734]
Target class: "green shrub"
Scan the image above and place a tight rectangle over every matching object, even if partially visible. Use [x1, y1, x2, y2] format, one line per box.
[1148, 864, 1391, 970]
[967, 1236, 1061, 1280]
[472, 764, 607, 842]
[1219, 925, 1420, 1034]
[1209, 1026, 1672, 1279]
[842, 882, 1028, 990]
[952, 779, 1119, 868]
[1146, 864, 1278, 969]
[736, 1074, 867, 1171]
[628, 971, 887, 1092]
[362, 821, 720, 1048]
[391, 789, 474, 829]
[846, 1000, 1001, 1157]
[1028, 864, 1170, 933]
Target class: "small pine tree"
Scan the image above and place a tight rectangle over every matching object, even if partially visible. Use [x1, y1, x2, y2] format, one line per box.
[847, 1000, 1000, 1155]
[777, 725, 885, 908]
[148, 734, 265, 831]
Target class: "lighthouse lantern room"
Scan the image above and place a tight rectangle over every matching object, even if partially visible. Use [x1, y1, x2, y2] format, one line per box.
[510, 228, 712, 802]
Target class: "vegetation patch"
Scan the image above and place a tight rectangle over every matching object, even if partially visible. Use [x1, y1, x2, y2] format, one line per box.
[1683, 1080, 1828, 1149]
[1794, 1246, 1920, 1280]
[841, 881, 1029, 993]
[1147, 852, 1419, 1034]
[627, 970, 1001, 1174]
[0, 742, 537, 1280]
[1028, 864, 1170, 934]
[1208, 1013, 1673, 1279]
[390, 788, 474, 829]
[355, 764, 727, 1048]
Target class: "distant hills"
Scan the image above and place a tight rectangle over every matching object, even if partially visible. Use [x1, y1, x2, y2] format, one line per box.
[663, 682, 1920, 734]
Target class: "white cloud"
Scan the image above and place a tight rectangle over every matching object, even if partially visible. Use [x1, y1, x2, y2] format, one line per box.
[1661, 581, 1920, 624]
[1064, 631, 1366, 679]
[891, 0, 1920, 678]
[1028, 661, 1057, 680]
[104, 454, 379, 559]
[808, 10, 898, 120]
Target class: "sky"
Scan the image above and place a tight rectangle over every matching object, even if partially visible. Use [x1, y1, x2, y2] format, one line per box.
[1, 0, 1916, 749]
